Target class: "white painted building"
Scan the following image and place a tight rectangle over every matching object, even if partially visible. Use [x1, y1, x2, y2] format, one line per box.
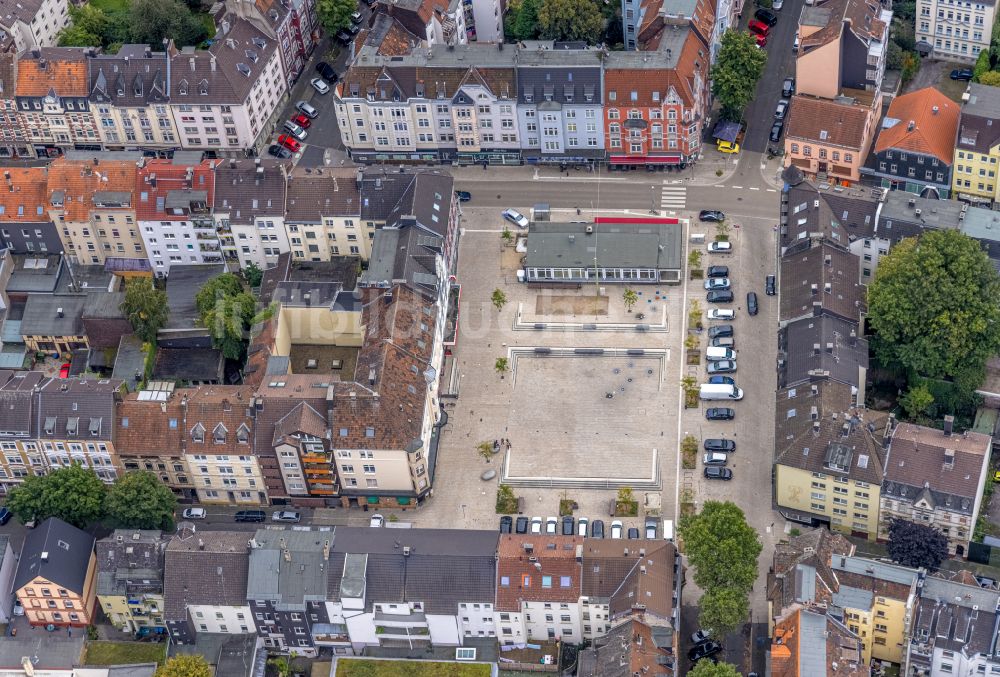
[916, 0, 996, 62]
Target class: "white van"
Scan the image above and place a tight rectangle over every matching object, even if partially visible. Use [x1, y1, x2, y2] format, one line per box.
[699, 383, 744, 400]
[708, 308, 736, 321]
[663, 519, 674, 542]
[706, 347, 736, 361]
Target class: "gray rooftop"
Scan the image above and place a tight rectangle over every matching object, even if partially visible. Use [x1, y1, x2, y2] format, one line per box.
[163, 264, 227, 329]
[171, 633, 260, 677]
[20, 294, 86, 337]
[525, 220, 683, 271]
[960, 207, 1000, 243]
[779, 315, 868, 389]
[13, 517, 95, 593]
[6, 254, 66, 294]
[879, 192, 966, 232]
[798, 609, 831, 676]
[272, 282, 360, 311]
[246, 530, 332, 609]
[962, 83, 1000, 119]
[832, 584, 873, 610]
[832, 554, 921, 585]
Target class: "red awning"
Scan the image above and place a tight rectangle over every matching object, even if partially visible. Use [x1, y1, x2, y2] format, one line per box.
[609, 155, 682, 165]
[646, 155, 683, 164]
[609, 155, 637, 164]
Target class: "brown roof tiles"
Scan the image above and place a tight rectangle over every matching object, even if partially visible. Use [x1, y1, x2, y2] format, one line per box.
[496, 534, 583, 612]
[0, 167, 47, 222]
[875, 87, 960, 163]
[16, 48, 88, 97]
[884, 422, 990, 501]
[47, 157, 137, 223]
[786, 95, 873, 151]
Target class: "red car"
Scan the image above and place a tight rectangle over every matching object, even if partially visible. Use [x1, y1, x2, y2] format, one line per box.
[752, 31, 767, 47]
[748, 18, 770, 35]
[58, 362, 70, 378]
[277, 134, 301, 152]
[291, 113, 312, 129]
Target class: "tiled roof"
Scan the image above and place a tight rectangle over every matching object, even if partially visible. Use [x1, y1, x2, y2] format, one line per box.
[361, 14, 421, 56]
[36, 377, 122, 441]
[577, 619, 673, 677]
[135, 158, 217, 222]
[88, 46, 169, 106]
[213, 159, 287, 222]
[799, 0, 885, 52]
[496, 534, 583, 612]
[771, 608, 866, 677]
[13, 517, 95, 593]
[912, 575, 1000, 657]
[115, 390, 185, 458]
[883, 422, 990, 504]
[0, 0, 43, 28]
[875, 87, 960, 163]
[773, 378, 888, 486]
[579, 539, 676, 622]
[778, 315, 868, 390]
[786, 95, 873, 151]
[0, 167, 48, 222]
[96, 530, 167, 598]
[47, 157, 137, 223]
[16, 48, 89, 97]
[163, 529, 250, 620]
[956, 84, 1000, 155]
[180, 385, 255, 455]
[0, 370, 44, 437]
[767, 528, 854, 612]
[780, 240, 864, 324]
[830, 554, 920, 602]
[782, 181, 880, 250]
[285, 168, 360, 222]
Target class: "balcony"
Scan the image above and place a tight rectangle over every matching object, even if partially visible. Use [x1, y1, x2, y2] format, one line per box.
[301, 454, 330, 464]
[374, 611, 427, 626]
[196, 231, 218, 240]
[304, 468, 334, 477]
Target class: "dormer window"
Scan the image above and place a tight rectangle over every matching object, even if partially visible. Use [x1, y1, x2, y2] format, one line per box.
[178, 80, 188, 95]
[89, 417, 101, 436]
[192, 423, 205, 443]
[199, 79, 209, 96]
[237, 424, 249, 444]
[213, 423, 227, 444]
[66, 417, 79, 436]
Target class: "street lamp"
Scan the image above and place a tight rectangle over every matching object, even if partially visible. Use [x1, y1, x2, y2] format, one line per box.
[650, 185, 658, 215]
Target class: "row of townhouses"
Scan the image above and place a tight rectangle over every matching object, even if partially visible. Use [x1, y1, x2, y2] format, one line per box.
[0, 166, 458, 510]
[4, 519, 683, 675]
[772, 171, 997, 560]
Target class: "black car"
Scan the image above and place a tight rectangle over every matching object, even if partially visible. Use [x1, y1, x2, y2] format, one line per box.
[754, 7, 778, 25]
[335, 30, 353, 43]
[769, 121, 783, 143]
[706, 265, 729, 278]
[591, 519, 605, 538]
[765, 274, 776, 296]
[267, 144, 292, 159]
[500, 516, 512, 533]
[711, 337, 735, 348]
[782, 77, 795, 97]
[455, 190, 472, 202]
[708, 324, 733, 339]
[627, 527, 640, 539]
[707, 290, 734, 303]
[0, 506, 10, 525]
[689, 640, 724, 662]
[705, 407, 735, 421]
[951, 68, 974, 81]
[515, 516, 529, 534]
[561, 516, 575, 535]
[235, 510, 266, 523]
[704, 467, 733, 480]
[346, 23, 361, 35]
[747, 291, 759, 316]
[699, 209, 726, 222]
[315, 61, 337, 82]
[705, 438, 736, 453]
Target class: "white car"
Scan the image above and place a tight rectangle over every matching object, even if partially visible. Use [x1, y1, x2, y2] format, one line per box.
[772, 0, 782, 8]
[272, 510, 301, 523]
[545, 516, 558, 534]
[12, 599, 23, 616]
[530, 516, 543, 534]
[311, 78, 330, 94]
[708, 241, 733, 253]
[610, 519, 623, 539]
[502, 208, 530, 229]
[369, 513, 385, 528]
[577, 517, 589, 537]
[283, 121, 308, 141]
[708, 308, 736, 321]
[182, 507, 206, 520]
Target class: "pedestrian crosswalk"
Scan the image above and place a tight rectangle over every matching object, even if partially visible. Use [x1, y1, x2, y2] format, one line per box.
[660, 183, 687, 211]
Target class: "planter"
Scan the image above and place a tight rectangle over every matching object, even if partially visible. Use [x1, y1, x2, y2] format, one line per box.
[684, 390, 699, 409]
[614, 500, 639, 517]
[686, 350, 701, 365]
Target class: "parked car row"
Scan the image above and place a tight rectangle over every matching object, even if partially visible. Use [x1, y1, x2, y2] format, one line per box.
[500, 515, 662, 540]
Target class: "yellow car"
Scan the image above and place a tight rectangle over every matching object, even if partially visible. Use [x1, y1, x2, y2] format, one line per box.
[717, 140, 740, 154]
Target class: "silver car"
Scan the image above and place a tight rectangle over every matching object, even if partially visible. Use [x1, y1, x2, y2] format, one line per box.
[272, 510, 301, 523]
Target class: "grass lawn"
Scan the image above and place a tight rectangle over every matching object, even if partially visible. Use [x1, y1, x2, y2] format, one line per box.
[335, 659, 491, 677]
[83, 641, 167, 666]
[90, 0, 128, 12]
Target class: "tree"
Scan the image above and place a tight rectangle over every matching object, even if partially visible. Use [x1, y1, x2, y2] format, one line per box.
[196, 273, 245, 317]
[105, 471, 177, 531]
[59, 4, 110, 46]
[477, 441, 494, 462]
[868, 230, 1000, 392]
[495, 356, 509, 375]
[623, 288, 638, 313]
[128, 0, 207, 48]
[974, 49, 992, 80]
[492, 288, 508, 312]
[679, 501, 762, 592]
[979, 71, 1000, 86]
[616, 486, 634, 504]
[900, 383, 934, 420]
[316, 0, 356, 34]
[267, 652, 298, 677]
[711, 30, 768, 121]
[506, 0, 541, 40]
[887, 518, 949, 570]
[501, 226, 514, 245]
[699, 586, 750, 636]
[496, 484, 518, 513]
[156, 655, 212, 677]
[537, 0, 605, 44]
[58, 23, 102, 46]
[6, 464, 107, 528]
[688, 249, 703, 269]
[886, 41, 906, 71]
[689, 661, 742, 677]
[243, 262, 263, 288]
[202, 291, 256, 360]
[121, 277, 169, 344]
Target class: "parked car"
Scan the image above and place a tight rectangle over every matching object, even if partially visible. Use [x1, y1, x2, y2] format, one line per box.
[59, 362, 71, 378]
[705, 438, 736, 453]
[775, 99, 790, 120]
[455, 190, 472, 202]
[708, 241, 733, 253]
[755, 7, 778, 24]
[711, 337, 735, 349]
[706, 290, 734, 304]
[644, 518, 658, 539]
[545, 516, 558, 534]
[707, 359, 736, 374]
[578, 517, 589, 536]
[315, 62, 337, 82]
[310, 78, 330, 94]
[748, 18, 770, 35]
[627, 527, 640, 539]
[708, 375, 735, 386]
[689, 640, 724, 662]
[703, 451, 728, 466]
[282, 121, 308, 140]
[766, 274, 776, 296]
[610, 519, 623, 539]
[235, 510, 266, 523]
[708, 324, 733, 339]
[346, 22, 361, 35]
[770, 121, 783, 143]
[267, 144, 292, 159]
[691, 629, 711, 645]
[706, 265, 729, 278]
[704, 277, 731, 291]
[704, 467, 733, 480]
[515, 516, 529, 533]
[793, 31, 800, 51]
[951, 68, 974, 81]
[181, 507, 206, 519]
[699, 209, 725, 222]
[351, 10, 363, 22]
[0, 506, 10, 525]
[717, 140, 740, 154]
[705, 407, 735, 421]
[277, 135, 301, 152]
[369, 514, 385, 527]
[272, 510, 301, 523]
[502, 208, 529, 229]
[531, 516, 543, 534]
[291, 113, 312, 129]
[752, 31, 767, 48]
[12, 599, 23, 616]
[782, 77, 795, 97]
[591, 519, 605, 538]
[708, 308, 735, 320]
[500, 516, 512, 533]
[747, 291, 759, 316]
[561, 516, 575, 535]
[335, 30, 353, 43]
[772, 0, 782, 9]
[296, 101, 319, 118]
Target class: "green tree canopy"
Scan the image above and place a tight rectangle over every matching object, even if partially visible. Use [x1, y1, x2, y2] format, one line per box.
[868, 230, 1000, 392]
[195, 272, 245, 316]
[243, 262, 264, 288]
[105, 471, 177, 530]
[6, 464, 107, 528]
[699, 586, 750, 636]
[316, 0, 356, 34]
[887, 519, 949, 570]
[121, 277, 169, 344]
[711, 30, 768, 121]
[128, 0, 207, 49]
[678, 500, 762, 592]
[900, 383, 934, 420]
[156, 655, 212, 677]
[979, 71, 1000, 86]
[506, 0, 541, 40]
[202, 291, 256, 360]
[688, 660, 742, 677]
[537, 0, 605, 43]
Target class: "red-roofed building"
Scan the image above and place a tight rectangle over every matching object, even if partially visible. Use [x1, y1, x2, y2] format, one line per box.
[135, 158, 224, 276]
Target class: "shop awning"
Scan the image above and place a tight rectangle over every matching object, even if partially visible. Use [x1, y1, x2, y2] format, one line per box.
[367, 496, 380, 504]
[609, 155, 682, 165]
[397, 497, 411, 505]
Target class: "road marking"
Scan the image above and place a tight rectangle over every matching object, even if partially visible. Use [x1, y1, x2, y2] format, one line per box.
[660, 186, 686, 210]
[767, 188, 778, 193]
[749, 186, 761, 191]
[731, 185, 743, 189]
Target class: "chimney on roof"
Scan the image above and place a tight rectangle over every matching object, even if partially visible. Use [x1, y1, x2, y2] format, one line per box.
[56, 307, 63, 318]
[907, 120, 915, 132]
[41, 551, 48, 562]
[932, 106, 939, 115]
[323, 539, 330, 561]
[198, 539, 204, 550]
[944, 414, 954, 436]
